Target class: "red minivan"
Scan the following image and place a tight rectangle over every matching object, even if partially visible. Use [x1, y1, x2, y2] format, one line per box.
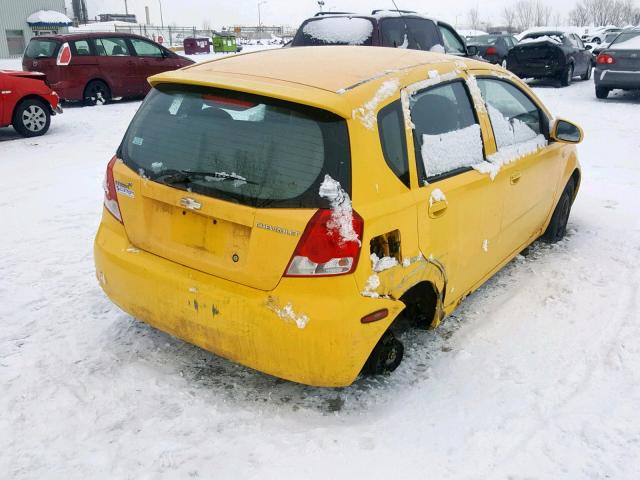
[22, 32, 195, 105]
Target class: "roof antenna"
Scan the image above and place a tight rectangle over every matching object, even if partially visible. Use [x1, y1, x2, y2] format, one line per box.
[391, 0, 403, 15]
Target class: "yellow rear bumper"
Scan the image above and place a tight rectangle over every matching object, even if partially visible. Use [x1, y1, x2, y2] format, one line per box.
[94, 210, 404, 387]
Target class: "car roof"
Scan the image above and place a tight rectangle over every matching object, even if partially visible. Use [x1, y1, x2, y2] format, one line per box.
[149, 46, 493, 117]
[29, 32, 155, 42]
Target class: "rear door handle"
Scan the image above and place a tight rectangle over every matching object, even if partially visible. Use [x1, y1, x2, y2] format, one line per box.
[510, 172, 522, 185]
[428, 200, 448, 218]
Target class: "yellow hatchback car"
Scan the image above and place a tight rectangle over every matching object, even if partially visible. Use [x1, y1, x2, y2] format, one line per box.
[94, 46, 582, 387]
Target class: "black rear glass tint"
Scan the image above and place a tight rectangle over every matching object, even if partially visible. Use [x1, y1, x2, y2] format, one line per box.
[25, 39, 60, 58]
[380, 18, 441, 50]
[120, 84, 351, 208]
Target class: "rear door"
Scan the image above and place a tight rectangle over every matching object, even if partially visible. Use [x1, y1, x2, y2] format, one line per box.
[475, 76, 563, 257]
[22, 38, 60, 81]
[407, 76, 502, 303]
[94, 37, 136, 97]
[113, 84, 352, 291]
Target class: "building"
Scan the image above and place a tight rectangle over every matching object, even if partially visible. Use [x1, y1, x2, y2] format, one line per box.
[97, 14, 137, 23]
[0, 0, 71, 58]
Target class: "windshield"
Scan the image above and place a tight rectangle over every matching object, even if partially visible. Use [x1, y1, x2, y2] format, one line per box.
[24, 39, 60, 58]
[293, 17, 374, 46]
[119, 84, 351, 208]
[469, 35, 499, 45]
[610, 31, 640, 48]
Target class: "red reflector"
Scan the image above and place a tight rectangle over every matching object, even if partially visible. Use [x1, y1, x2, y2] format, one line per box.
[361, 309, 389, 324]
[202, 94, 256, 108]
[486, 46, 497, 55]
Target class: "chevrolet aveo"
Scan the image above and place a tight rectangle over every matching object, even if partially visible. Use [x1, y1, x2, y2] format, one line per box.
[94, 47, 582, 387]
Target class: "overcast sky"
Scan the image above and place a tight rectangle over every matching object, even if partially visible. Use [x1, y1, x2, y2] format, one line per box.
[72, 0, 575, 29]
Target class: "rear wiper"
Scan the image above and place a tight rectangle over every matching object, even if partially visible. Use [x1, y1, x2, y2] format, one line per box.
[151, 169, 257, 185]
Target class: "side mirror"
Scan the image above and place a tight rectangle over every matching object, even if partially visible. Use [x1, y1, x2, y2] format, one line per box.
[466, 45, 479, 56]
[551, 119, 583, 144]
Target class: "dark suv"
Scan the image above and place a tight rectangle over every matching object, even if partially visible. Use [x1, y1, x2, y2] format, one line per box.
[22, 32, 194, 105]
[290, 10, 473, 57]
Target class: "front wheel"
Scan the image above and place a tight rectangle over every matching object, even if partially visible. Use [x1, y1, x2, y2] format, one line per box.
[542, 182, 574, 243]
[560, 64, 574, 87]
[596, 86, 610, 99]
[12, 99, 51, 137]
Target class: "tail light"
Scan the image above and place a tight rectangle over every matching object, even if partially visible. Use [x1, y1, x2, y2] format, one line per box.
[596, 53, 616, 65]
[103, 156, 123, 223]
[486, 46, 497, 55]
[56, 42, 72, 66]
[285, 209, 363, 277]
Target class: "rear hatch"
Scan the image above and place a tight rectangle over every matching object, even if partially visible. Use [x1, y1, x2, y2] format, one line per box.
[114, 83, 351, 291]
[22, 38, 61, 83]
[509, 38, 564, 68]
[605, 32, 640, 71]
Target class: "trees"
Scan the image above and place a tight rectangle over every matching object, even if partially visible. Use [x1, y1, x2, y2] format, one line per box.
[503, 6, 517, 31]
[568, 0, 640, 26]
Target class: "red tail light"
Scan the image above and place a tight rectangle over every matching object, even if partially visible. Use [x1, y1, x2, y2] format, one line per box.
[103, 156, 123, 223]
[285, 209, 363, 277]
[486, 46, 497, 55]
[596, 53, 616, 65]
[56, 42, 72, 66]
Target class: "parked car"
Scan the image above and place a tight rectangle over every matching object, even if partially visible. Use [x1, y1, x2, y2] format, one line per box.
[591, 30, 626, 57]
[0, 70, 62, 137]
[290, 11, 475, 57]
[507, 31, 593, 86]
[594, 28, 640, 99]
[94, 46, 582, 387]
[22, 32, 194, 105]
[582, 27, 621, 44]
[466, 34, 518, 67]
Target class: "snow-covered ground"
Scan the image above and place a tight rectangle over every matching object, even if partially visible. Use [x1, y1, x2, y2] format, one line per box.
[1, 53, 639, 478]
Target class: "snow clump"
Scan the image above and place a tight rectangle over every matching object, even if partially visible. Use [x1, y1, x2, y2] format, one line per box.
[352, 79, 400, 129]
[421, 124, 484, 177]
[370, 253, 398, 273]
[319, 175, 361, 245]
[303, 17, 373, 45]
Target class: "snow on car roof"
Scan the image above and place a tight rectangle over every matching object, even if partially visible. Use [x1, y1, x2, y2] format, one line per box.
[302, 17, 373, 45]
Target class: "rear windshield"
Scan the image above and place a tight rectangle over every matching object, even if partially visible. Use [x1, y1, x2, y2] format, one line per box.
[24, 39, 60, 58]
[469, 35, 499, 45]
[119, 84, 351, 208]
[380, 18, 441, 50]
[293, 17, 374, 46]
[610, 31, 640, 48]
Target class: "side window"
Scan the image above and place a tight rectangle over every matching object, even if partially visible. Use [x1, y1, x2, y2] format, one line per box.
[410, 80, 483, 181]
[574, 35, 585, 49]
[95, 38, 130, 56]
[73, 39, 91, 56]
[130, 38, 163, 57]
[476, 78, 545, 151]
[438, 25, 466, 55]
[377, 101, 409, 187]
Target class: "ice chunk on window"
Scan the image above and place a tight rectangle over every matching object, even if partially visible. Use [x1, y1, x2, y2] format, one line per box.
[487, 105, 538, 149]
[352, 79, 400, 130]
[303, 17, 374, 45]
[421, 124, 484, 177]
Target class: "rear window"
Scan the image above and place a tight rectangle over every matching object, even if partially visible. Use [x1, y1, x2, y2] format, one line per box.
[470, 35, 499, 45]
[610, 31, 640, 48]
[119, 84, 351, 208]
[24, 39, 60, 58]
[293, 17, 374, 46]
[380, 18, 441, 50]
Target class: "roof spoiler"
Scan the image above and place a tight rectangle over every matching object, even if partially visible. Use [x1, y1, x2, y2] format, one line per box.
[371, 9, 417, 14]
[314, 11, 356, 16]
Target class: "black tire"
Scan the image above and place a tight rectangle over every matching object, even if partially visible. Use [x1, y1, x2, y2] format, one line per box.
[581, 64, 592, 81]
[83, 80, 111, 106]
[596, 87, 610, 99]
[12, 98, 51, 137]
[362, 331, 404, 376]
[560, 64, 574, 87]
[542, 181, 574, 243]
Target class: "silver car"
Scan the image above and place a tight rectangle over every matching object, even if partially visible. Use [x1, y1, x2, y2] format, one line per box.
[594, 28, 640, 99]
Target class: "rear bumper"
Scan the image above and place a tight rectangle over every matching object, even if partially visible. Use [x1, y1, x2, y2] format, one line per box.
[595, 68, 640, 89]
[508, 63, 564, 79]
[93, 210, 403, 387]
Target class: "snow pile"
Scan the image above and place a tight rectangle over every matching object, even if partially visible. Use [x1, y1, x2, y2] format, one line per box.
[267, 301, 309, 329]
[371, 253, 399, 273]
[303, 17, 373, 45]
[399, 34, 409, 49]
[361, 274, 381, 298]
[352, 79, 400, 129]
[610, 34, 640, 50]
[421, 124, 484, 177]
[429, 188, 446, 207]
[26, 10, 72, 25]
[318, 175, 360, 245]
[475, 135, 548, 180]
[519, 35, 563, 45]
[487, 105, 539, 149]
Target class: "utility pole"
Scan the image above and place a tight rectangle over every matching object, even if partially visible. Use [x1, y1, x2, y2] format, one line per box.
[124, 0, 128, 14]
[158, 0, 164, 28]
[258, 1, 267, 28]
